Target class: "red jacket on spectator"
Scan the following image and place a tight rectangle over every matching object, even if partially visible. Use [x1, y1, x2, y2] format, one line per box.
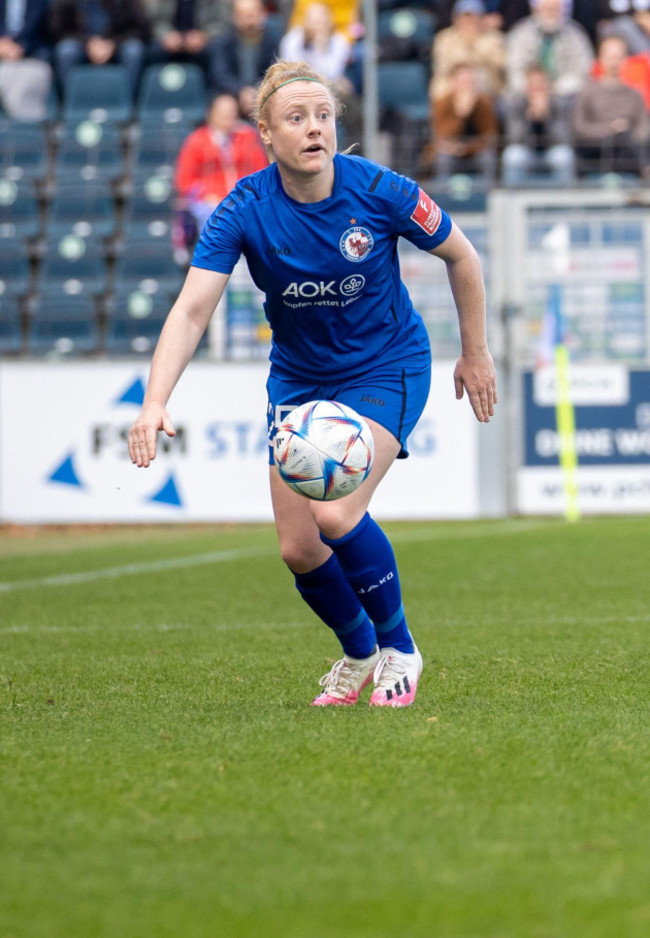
[175, 123, 267, 205]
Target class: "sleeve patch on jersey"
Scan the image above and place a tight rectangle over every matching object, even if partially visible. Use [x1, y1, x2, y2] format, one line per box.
[410, 189, 442, 235]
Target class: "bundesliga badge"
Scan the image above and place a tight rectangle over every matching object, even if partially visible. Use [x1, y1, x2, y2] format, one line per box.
[339, 226, 374, 262]
[410, 189, 442, 235]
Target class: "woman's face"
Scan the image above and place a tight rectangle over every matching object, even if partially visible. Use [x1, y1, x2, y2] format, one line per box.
[259, 81, 337, 179]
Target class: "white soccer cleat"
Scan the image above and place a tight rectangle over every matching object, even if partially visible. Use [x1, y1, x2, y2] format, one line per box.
[310, 647, 381, 706]
[369, 646, 423, 707]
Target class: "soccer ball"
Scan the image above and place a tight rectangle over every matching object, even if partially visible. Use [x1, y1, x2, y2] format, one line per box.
[274, 400, 375, 501]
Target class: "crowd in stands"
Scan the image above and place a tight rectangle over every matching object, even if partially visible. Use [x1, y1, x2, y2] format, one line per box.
[1, 0, 649, 180]
[1, 0, 650, 354]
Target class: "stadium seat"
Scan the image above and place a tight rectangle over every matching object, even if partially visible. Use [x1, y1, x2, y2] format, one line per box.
[0, 240, 32, 297]
[378, 8, 435, 63]
[434, 175, 488, 214]
[0, 121, 49, 184]
[137, 64, 206, 125]
[28, 289, 99, 354]
[62, 65, 132, 124]
[105, 286, 170, 354]
[378, 61, 430, 120]
[123, 173, 174, 228]
[53, 121, 124, 183]
[113, 235, 185, 294]
[39, 233, 108, 296]
[0, 179, 40, 241]
[48, 182, 117, 239]
[0, 292, 23, 353]
[131, 120, 194, 177]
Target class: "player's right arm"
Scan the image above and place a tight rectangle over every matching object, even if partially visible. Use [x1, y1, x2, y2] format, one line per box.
[128, 267, 230, 467]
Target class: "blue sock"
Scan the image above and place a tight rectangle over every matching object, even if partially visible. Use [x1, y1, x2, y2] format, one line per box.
[321, 513, 415, 654]
[293, 554, 377, 659]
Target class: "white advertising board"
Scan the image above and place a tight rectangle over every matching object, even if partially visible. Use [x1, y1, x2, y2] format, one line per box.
[0, 361, 479, 523]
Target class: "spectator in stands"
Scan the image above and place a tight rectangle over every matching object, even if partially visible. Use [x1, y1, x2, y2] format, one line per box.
[572, 35, 649, 177]
[425, 62, 499, 185]
[596, 2, 650, 55]
[50, 0, 150, 97]
[279, 2, 361, 142]
[430, 0, 506, 102]
[287, 0, 361, 43]
[280, 2, 350, 81]
[0, 0, 52, 120]
[143, 0, 229, 91]
[175, 92, 268, 235]
[506, 0, 594, 101]
[502, 65, 575, 184]
[212, 0, 283, 120]
[434, 0, 514, 32]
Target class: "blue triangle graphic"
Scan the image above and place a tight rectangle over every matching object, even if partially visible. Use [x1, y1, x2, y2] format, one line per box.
[48, 452, 84, 488]
[148, 473, 182, 507]
[116, 376, 146, 406]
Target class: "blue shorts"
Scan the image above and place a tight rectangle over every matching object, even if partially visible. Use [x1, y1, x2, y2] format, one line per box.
[266, 362, 431, 465]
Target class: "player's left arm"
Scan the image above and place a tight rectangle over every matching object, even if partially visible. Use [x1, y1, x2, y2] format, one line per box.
[429, 222, 497, 423]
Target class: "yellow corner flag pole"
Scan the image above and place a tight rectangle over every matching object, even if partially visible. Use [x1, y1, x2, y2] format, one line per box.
[549, 283, 580, 522]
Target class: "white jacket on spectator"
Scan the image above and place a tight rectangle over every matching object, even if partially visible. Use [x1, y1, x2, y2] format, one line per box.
[507, 13, 594, 98]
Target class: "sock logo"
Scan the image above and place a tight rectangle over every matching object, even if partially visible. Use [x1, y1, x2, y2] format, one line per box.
[356, 571, 394, 595]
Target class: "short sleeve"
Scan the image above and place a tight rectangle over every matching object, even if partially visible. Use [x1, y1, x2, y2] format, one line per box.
[380, 171, 452, 251]
[191, 192, 244, 274]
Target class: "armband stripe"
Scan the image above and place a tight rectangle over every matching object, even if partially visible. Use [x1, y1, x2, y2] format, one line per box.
[369, 170, 384, 192]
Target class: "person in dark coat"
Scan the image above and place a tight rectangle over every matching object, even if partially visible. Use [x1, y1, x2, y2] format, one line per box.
[50, 0, 150, 96]
[211, 0, 283, 118]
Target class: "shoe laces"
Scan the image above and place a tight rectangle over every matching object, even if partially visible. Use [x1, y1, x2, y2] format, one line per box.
[318, 657, 363, 695]
[373, 651, 409, 687]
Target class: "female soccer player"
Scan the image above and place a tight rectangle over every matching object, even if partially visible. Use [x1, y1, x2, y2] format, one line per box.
[128, 60, 497, 708]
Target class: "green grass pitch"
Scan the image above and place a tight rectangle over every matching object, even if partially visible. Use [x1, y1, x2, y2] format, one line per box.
[1, 517, 649, 938]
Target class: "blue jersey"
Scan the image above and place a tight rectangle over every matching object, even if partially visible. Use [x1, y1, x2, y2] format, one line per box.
[192, 153, 452, 382]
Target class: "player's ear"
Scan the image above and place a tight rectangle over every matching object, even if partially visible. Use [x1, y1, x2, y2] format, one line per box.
[258, 121, 271, 147]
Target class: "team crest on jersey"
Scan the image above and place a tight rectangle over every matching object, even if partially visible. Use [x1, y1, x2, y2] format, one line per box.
[339, 226, 374, 263]
[410, 189, 442, 235]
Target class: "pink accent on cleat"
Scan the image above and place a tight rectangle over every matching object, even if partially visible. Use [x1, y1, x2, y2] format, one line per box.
[369, 646, 423, 708]
[310, 650, 380, 707]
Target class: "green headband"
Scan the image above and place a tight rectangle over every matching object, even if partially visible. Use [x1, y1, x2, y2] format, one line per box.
[260, 76, 325, 111]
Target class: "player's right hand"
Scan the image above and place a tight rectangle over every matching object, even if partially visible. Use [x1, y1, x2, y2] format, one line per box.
[128, 403, 176, 468]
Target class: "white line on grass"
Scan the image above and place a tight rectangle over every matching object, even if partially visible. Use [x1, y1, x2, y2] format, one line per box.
[0, 518, 585, 595]
[3, 614, 649, 636]
[0, 547, 274, 594]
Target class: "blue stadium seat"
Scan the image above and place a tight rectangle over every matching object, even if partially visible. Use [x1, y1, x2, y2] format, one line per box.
[434, 176, 489, 214]
[0, 240, 32, 297]
[137, 64, 206, 125]
[0, 292, 23, 352]
[124, 173, 174, 228]
[28, 290, 99, 354]
[0, 120, 49, 183]
[39, 233, 108, 296]
[62, 65, 132, 124]
[113, 234, 185, 294]
[378, 8, 435, 62]
[378, 61, 430, 120]
[54, 120, 124, 183]
[0, 179, 40, 240]
[48, 182, 117, 239]
[131, 120, 194, 177]
[105, 286, 170, 354]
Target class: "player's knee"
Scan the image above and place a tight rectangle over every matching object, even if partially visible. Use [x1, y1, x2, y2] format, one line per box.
[310, 501, 360, 541]
[279, 539, 324, 574]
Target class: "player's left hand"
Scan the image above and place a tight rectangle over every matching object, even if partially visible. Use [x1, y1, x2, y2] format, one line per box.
[454, 349, 498, 423]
